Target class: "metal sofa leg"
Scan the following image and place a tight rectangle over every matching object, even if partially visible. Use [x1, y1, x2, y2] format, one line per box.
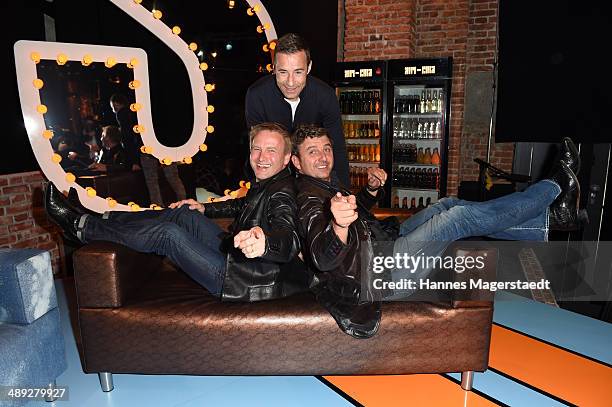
[99, 372, 114, 392]
[461, 371, 474, 391]
[44, 380, 57, 402]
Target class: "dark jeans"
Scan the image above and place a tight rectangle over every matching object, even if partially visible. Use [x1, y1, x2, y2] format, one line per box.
[82, 206, 226, 295]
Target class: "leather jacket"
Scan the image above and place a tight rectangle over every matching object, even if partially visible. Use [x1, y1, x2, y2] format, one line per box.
[295, 174, 379, 303]
[205, 167, 308, 302]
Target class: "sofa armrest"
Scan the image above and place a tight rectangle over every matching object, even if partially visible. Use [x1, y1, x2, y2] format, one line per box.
[451, 247, 497, 309]
[73, 241, 163, 308]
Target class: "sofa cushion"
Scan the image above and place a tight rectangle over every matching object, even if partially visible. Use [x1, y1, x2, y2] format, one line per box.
[0, 249, 57, 324]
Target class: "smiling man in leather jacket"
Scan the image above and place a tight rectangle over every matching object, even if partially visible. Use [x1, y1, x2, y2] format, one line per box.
[291, 125, 387, 339]
[290, 126, 582, 339]
[45, 122, 308, 302]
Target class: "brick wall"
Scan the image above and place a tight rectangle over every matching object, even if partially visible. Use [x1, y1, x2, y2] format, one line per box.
[342, 0, 512, 196]
[0, 171, 63, 273]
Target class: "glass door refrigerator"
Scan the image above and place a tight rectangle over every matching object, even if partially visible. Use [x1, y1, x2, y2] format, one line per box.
[333, 60, 387, 195]
[384, 57, 453, 210]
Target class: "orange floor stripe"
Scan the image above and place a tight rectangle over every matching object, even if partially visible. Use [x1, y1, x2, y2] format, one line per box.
[490, 325, 612, 406]
[323, 375, 499, 407]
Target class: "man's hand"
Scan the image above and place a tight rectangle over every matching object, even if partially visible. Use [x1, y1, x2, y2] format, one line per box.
[331, 192, 358, 228]
[234, 226, 266, 258]
[169, 198, 205, 213]
[366, 168, 387, 196]
[88, 163, 108, 172]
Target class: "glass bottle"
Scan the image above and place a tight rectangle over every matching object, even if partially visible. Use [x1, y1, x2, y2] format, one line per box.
[402, 196, 408, 208]
[374, 91, 381, 113]
[420, 90, 426, 114]
[417, 197, 425, 209]
[431, 148, 441, 165]
[423, 147, 432, 165]
[417, 147, 424, 164]
[393, 194, 400, 208]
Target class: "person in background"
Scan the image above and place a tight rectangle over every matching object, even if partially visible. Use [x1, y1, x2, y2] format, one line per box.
[245, 33, 349, 186]
[110, 93, 187, 205]
[88, 125, 130, 174]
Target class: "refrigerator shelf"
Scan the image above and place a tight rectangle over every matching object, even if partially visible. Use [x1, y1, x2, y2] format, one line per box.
[392, 187, 439, 192]
[393, 113, 442, 119]
[394, 139, 441, 144]
[345, 138, 380, 144]
[348, 162, 379, 167]
[342, 114, 380, 121]
[393, 163, 439, 167]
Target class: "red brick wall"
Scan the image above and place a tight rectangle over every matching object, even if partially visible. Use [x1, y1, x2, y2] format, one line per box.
[342, 0, 512, 196]
[343, 0, 417, 62]
[0, 171, 63, 273]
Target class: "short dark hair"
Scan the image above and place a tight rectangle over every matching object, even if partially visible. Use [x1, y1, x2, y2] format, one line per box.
[110, 93, 129, 107]
[274, 33, 311, 65]
[249, 122, 292, 155]
[102, 125, 122, 144]
[291, 125, 331, 156]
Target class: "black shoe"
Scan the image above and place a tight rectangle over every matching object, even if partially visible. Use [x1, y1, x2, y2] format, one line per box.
[559, 137, 580, 175]
[44, 182, 86, 243]
[314, 287, 381, 339]
[67, 187, 98, 216]
[548, 162, 582, 231]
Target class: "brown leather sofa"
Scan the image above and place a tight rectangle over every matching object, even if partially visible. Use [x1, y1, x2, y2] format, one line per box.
[72, 215, 494, 393]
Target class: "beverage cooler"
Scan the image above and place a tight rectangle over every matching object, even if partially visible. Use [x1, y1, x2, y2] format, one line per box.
[333, 61, 387, 194]
[384, 57, 453, 210]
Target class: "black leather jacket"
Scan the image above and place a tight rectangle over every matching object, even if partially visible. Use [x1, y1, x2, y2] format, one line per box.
[205, 167, 308, 301]
[295, 174, 379, 303]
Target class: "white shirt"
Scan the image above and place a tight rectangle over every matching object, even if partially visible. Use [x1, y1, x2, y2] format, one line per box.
[284, 97, 300, 123]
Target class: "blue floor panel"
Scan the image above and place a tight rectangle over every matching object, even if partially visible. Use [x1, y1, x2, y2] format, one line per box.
[446, 371, 566, 406]
[493, 291, 612, 364]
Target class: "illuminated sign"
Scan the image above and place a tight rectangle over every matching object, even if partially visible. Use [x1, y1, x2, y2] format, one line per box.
[344, 68, 374, 79]
[404, 65, 436, 75]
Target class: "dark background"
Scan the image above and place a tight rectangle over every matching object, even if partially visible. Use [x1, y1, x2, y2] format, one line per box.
[2, 0, 338, 175]
[496, 0, 612, 143]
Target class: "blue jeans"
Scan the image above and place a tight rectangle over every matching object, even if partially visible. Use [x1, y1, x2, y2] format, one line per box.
[391, 180, 561, 286]
[392, 180, 561, 299]
[82, 206, 226, 295]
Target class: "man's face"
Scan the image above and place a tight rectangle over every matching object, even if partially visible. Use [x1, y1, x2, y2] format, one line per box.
[291, 135, 334, 181]
[249, 130, 290, 181]
[101, 133, 115, 149]
[274, 50, 311, 101]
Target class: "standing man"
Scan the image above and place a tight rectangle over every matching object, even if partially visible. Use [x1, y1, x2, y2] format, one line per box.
[110, 93, 187, 205]
[45, 123, 307, 301]
[245, 33, 350, 186]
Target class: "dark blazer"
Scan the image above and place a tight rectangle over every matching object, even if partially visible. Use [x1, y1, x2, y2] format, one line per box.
[245, 75, 350, 186]
[205, 167, 308, 301]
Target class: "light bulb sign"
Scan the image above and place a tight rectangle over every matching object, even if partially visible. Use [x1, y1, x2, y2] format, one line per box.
[13, 0, 277, 213]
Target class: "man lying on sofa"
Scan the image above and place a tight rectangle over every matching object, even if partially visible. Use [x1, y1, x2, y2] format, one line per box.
[45, 122, 308, 302]
[290, 125, 582, 339]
